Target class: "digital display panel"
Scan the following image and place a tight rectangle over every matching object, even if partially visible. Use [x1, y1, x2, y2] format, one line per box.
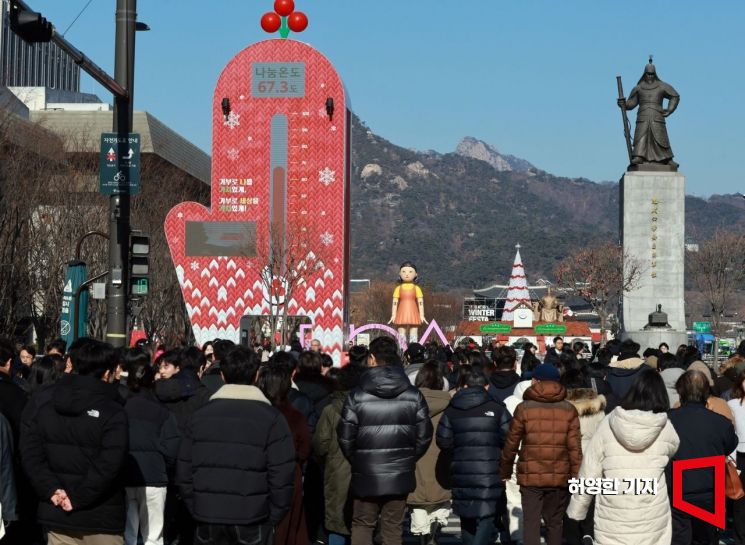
[185, 221, 256, 257]
[252, 62, 306, 98]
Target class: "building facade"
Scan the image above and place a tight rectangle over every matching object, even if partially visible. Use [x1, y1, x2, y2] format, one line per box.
[0, 0, 80, 91]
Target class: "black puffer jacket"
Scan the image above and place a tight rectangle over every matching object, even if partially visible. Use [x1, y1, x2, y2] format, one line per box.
[20, 374, 128, 534]
[337, 365, 433, 498]
[176, 384, 295, 525]
[155, 369, 211, 431]
[436, 387, 511, 518]
[124, 390, 181, 486]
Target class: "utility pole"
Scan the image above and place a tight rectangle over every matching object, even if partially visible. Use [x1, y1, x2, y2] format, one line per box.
[106, 0, 137, 347]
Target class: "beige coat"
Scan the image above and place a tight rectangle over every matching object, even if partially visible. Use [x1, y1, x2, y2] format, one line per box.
[567, 408, 680, 545]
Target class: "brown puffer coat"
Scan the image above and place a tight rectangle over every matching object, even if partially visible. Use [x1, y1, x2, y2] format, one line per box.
[499, 380, 582, 487]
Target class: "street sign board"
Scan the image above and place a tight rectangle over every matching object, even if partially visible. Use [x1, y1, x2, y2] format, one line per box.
[693, 321, 711, 333]
[480, 323, 513, 334]
[534, 323, 567, 335]
[100, 132, 141, 195]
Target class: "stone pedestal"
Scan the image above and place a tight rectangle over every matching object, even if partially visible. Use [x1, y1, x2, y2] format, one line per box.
[626, 330, 689, 354]
[620, 171, 687, 348]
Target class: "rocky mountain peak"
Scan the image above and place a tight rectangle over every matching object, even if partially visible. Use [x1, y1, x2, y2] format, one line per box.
[456, 136, 535, 173]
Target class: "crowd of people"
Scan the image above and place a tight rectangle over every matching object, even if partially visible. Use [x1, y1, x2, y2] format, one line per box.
[1, 333, 745, 545]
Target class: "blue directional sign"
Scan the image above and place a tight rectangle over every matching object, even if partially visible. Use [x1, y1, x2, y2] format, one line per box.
[100, 132, 141, 195]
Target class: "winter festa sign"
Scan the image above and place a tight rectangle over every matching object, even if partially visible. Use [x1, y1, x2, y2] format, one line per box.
[165, 39, 350, 362]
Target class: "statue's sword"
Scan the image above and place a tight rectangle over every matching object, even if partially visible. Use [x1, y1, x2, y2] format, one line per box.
[616, 76, 634, 164]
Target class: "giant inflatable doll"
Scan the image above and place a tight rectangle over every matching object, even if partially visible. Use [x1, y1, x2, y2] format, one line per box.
[389, 261, 427, 342]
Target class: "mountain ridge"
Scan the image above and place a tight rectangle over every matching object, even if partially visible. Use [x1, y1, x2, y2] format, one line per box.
[349, 115, 745, 289]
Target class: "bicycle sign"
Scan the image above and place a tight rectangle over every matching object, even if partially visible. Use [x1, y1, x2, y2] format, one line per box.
[99, 132, 141, 195]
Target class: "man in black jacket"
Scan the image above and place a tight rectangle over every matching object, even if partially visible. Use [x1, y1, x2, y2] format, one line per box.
[488, 346, 521, 403]
[176, 346, 295, 545]
[437, 368, 511, 545]
[667, 370, 737, 545]
[543, 337, 565, 365]
[154, 349, 211, 432]
[338, 336, 433, 545]
[21, 340, 129, 545]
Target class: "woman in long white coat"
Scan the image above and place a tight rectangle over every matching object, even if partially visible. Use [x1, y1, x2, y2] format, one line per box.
[567, 369, 680, 545]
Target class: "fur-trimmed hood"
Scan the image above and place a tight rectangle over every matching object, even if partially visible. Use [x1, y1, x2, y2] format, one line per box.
[609, 356, 645, 370]
[566, 388, 607, 417]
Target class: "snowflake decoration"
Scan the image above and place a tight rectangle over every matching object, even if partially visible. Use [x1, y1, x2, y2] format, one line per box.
[330, 125, 337, 132]
[320, 232, 334, 246]
[223, 111, 240, 130]
[227, 148, 239, 161]
[177, 212, 184, 218]
[319, 167, 336, 186]
[190, 261, 200, 271]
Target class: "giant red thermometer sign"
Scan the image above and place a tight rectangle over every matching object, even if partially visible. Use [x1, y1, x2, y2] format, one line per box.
[165, 5, 350, 363]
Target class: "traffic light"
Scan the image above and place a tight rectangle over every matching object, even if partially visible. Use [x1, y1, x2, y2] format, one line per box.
[129, 233, 149, 296]
[9, 1, 53, 43]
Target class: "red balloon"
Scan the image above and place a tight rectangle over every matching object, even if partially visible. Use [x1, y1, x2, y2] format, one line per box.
[260, 12, 281, 33]
[287, 11, 308, 32]
[274, 0, 295, 17]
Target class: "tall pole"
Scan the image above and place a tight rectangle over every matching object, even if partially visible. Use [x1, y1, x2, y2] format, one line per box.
[106, 0, 136, 347]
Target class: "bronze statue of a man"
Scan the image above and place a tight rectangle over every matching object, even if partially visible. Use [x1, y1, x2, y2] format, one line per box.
[618, 59, 680, 168]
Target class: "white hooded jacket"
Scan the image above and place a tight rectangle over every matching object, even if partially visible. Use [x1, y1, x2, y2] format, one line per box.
[566, 407, 680, 545]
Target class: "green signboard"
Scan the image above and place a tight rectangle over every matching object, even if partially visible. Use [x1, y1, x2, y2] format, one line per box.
[60, 260, 88, 345]
[692, 321, 711, 333]
[480, 323, 513, 334]
[534, 323, 567, 335]
[100, 132, 141, 195]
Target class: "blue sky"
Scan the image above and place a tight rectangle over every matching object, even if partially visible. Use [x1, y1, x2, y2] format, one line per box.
[31, 0, 745, 196]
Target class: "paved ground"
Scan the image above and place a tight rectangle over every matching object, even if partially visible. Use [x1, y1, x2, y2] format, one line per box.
[399, 513, 740, 544]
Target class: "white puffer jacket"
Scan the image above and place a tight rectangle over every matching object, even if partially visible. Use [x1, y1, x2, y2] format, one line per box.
[566, 407, 680, 545]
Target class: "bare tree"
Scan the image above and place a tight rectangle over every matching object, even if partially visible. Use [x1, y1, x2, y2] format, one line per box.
[554, 240, 643, 345]
[688, 230, 745, 361]
[253, 223, 329, 350]
[428, 291, 462, 331]
[0, 105, 208, 348]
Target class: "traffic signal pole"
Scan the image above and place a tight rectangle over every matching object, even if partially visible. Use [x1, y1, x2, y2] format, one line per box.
[10, 0, 127, 97]
[9, 0, 138, 347]
[106, 0, 137, 347]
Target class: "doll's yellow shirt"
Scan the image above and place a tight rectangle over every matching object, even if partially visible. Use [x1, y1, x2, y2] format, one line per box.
[393, 284, 423, 299]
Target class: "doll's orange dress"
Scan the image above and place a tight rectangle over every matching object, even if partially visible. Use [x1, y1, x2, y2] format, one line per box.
[393, 283, 423, 326]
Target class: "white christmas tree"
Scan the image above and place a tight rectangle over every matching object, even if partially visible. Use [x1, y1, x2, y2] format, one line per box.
[501, 243, 531, 321]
